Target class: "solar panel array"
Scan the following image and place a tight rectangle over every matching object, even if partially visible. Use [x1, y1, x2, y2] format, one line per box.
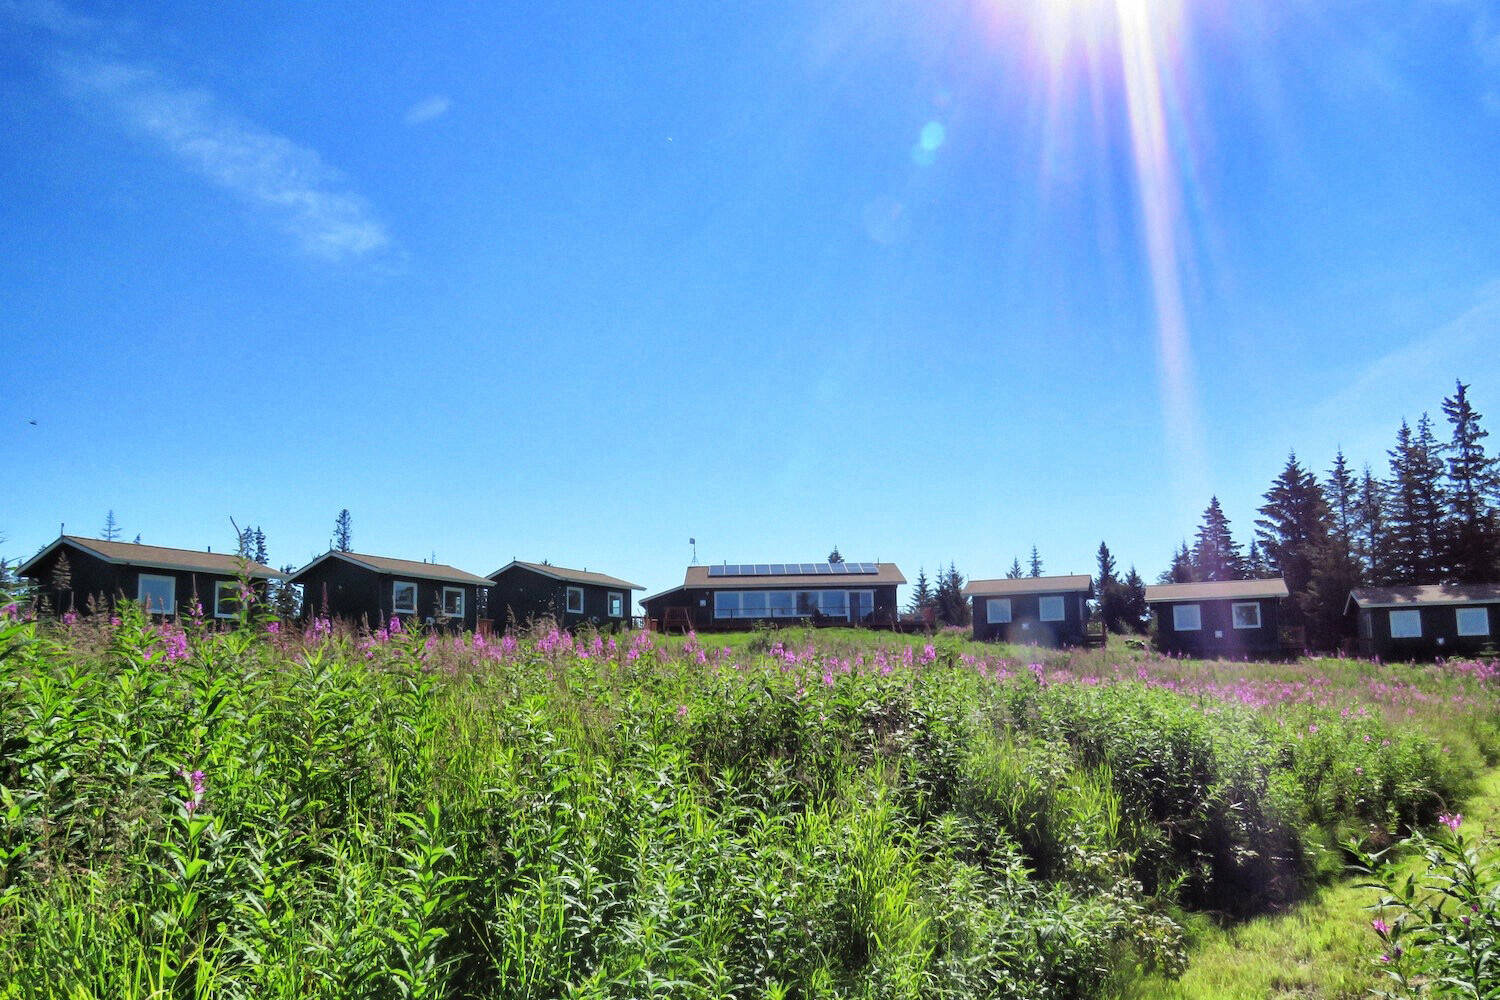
[706, 562, 880, 578]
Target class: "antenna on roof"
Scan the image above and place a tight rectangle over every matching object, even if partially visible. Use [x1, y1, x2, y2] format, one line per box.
[689, 538, 698, 564]
[59, 522, 64, 537]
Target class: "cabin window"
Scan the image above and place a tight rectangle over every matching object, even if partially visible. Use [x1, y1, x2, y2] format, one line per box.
[986, 598, 1012, 624]
[850, 590, 875, 622]
[1456, 607, 1489, 637]
[821, 591, 851, 618]
[441, 587, 465, 618]
[767, 591, 795, 617]
[1231, 602, 1262, 629]
[566, 587, 584, 614]
[1039, 595, 1065, 622]
[138, 574, 176, 615]
[608, 592, 624, 618]
[1389, 609, 1422, 639]
[740, 591, 769, 617]
[392, 581, 418, 615]
[1172, 604, 1201, 631]
[714, 592, 740, 619]
[213, 581, 244, 619]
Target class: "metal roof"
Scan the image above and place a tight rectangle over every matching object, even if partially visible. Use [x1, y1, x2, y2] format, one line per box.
[1145, 578, 1289, 603]
[20, 536, 286, 580]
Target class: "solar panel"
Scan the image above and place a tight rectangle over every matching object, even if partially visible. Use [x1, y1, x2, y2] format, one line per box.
[706, 561, 880, 578]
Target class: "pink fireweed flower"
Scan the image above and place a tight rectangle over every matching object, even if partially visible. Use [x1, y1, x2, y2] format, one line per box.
[676, 704, 689, 720]
[1372, 918, 1389, 936]
[61, 610, 78, 625]
[921, 644, 936, 664]
[1439, 813, 1462, 832]
[389, 615, 402, 634]
[178, 768, 207, 814]
[266, 620, 280, 635]
[822, 669, 835, 687]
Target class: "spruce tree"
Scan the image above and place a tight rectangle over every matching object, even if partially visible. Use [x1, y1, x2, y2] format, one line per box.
[827, 547, 844, 564]
[1385, 418, 1447, 584]
[333, 509, 353, 553]
[934, 562, 970, 626]
[102, 511, 120, 541]
[1006, 558, 1024, 579]
[1159, 542, 1195, 584]
[253, 528, 268, 567]
[1255, 452, 1331, 636]
[1326, 450, 1359, 574]
[1096, 541, 1125, 633]
[1028, 546, 1043, 578]
[1442, 380, 1500, 582]
[1356, 466, 1389, 583]
[1123, 566, 1150, 634]
[906, 567, 934, 615]
[1245, 540, 1272, 578]
[1192, 496, 1246, 581]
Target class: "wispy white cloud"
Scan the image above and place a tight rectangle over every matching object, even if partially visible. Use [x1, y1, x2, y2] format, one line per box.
[403, 95, 450, 126]
[61, 59, 391, 260]
[1313, 280, 1500, 430]
[6, 0, 392, 261]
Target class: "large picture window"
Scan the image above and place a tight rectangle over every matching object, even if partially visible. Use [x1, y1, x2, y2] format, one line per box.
[1231, 602, 1262, 629]
[392, 581, 418, 615]
[441, 587, 465, 618]
[714, 592, 740, 619]
[1456, 607, 1489, 637]
[1389, 609, 1421, 639]
[1038, 595, 1065, 622]
[986, 598, 1012, 624]
[138, 574, 176, 615]
[1172, 604, 1201, 631]
[713, 589, 864, 620]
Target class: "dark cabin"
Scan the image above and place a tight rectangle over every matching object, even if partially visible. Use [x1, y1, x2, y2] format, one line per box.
[1347, 584, 1500, 661]
[963, 574, 1093, 646]
[641, 561, 905, 632]
[18, 535, 284, 618]
[1145, 578, 1289, 658]
[486, 560, 643, 630]
[288, 550, 489, 632]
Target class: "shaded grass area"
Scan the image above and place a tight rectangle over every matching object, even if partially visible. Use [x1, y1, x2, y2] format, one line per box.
[1128, 769, 1500, 1000]
[0, 610, 1495, 998]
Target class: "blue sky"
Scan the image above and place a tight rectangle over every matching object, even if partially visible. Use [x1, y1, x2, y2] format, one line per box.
[4, 0, 1500, 605]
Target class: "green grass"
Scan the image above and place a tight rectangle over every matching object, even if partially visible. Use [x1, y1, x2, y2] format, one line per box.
[0, 607, 1495, 998]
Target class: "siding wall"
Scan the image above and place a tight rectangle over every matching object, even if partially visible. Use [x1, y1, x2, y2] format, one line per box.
[488, 567, 632, 630]
[969, 591, 1089, 646]
[1361, 603, 1500, 661]
[22, 543, 268, 617]
[1151, 598, 1283, 658]
[297, 560, 480, 631]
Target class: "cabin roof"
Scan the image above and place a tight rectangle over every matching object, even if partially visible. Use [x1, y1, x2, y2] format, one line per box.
[962, 574, 1093, 597]
[489, 560, 642, 591]
[1347, 583, 1500, 611]
[20, 536, 285, 580]
[287, 550, 491, 587]
[682, 562, 906, 589]
[1144, 578, 1289, 603]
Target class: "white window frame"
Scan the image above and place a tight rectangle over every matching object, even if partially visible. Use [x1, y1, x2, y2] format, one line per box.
[714, 591, 740, 619]
[1231, 602, 1262, 630]
[1389, 609, 1422, 639]
[607, 591, 624, 618]
[566, 586, 584, 614]
[213, 580, 242, 619]
[1172, 604, 1201, 631]
[138, 574, 176, 615]
[392, 580, 418, 615]
[441, 586, 465, 618]
[986, 598, 1012, 624]
[1039, 595, 1065, 622]
[1456, 607, 1489, 637]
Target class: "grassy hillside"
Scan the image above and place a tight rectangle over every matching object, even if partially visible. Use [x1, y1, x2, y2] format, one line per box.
[0, 610, 1495, 998]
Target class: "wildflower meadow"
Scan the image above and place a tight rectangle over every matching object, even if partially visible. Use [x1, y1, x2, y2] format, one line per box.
[1, 604, 1496, 998]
